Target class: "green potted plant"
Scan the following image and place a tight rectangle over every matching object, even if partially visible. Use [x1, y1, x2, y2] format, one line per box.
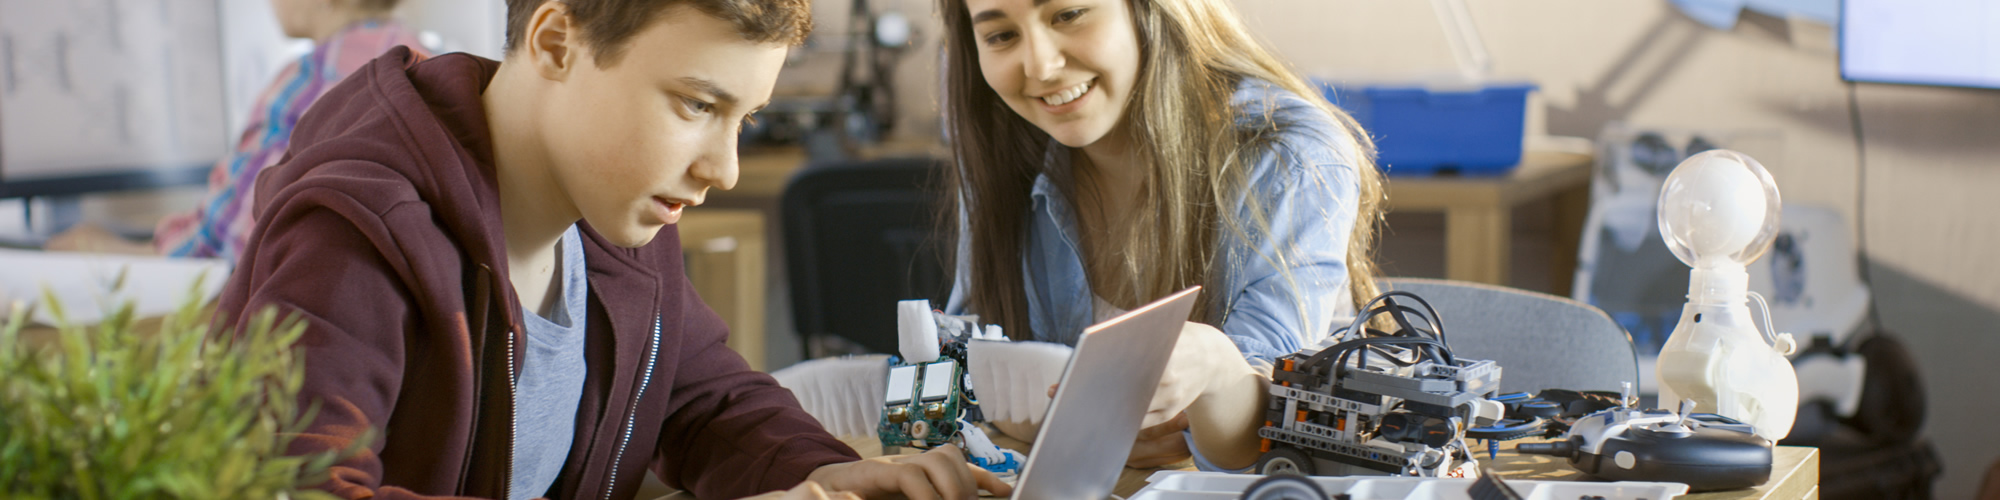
[0, 275, 358, 499]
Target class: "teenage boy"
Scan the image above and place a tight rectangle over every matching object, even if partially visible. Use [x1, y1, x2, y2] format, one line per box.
[214, 0, 1009, 499]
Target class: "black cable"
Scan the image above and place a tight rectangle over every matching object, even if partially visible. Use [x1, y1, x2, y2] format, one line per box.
[1846, 80, 1885, 337]
[1359, 342, 1431, 368]
[1324, 336, 1451, 377]
[1341, 304, 1441, 340]
[1319, 293, 1455, 371]
[1306, 335, 1411, 374]
[1329, 300, 1448, 362]
[1320, 323, 1443, 370]
[1351, 291, 1449, 346]
[1305, 290, 1465, 381]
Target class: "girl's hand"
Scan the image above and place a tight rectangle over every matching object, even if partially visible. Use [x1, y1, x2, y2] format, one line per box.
[1144, 322, 1239, 428]
[1154, 321, 1271, 470]
[1126, 411, 1192, 468]
[1038, 381, 1194, 468]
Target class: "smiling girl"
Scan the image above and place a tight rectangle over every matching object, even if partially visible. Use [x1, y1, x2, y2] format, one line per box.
[937, 0, 1387, 470]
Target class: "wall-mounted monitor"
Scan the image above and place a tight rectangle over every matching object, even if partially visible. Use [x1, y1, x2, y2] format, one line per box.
[1841, 0, 2000, 90]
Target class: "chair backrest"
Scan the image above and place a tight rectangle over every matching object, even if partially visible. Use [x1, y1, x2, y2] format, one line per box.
[1383, 277, 1638, 394]
[781, 157, 951, 355]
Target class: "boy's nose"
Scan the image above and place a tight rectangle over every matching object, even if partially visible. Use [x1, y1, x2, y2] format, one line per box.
[694, 134, 740, 192]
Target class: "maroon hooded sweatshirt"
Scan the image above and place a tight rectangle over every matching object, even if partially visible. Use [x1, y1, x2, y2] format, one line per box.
[216, 47, 860, 500]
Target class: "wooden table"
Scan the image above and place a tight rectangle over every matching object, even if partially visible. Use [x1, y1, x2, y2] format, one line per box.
[676, 208, 769, 371]
[1485, 439, 1819, 500]
[1386, 150, 1594, 293]
[831, 430, 1175, 499]
[825, 433, 1817, 500]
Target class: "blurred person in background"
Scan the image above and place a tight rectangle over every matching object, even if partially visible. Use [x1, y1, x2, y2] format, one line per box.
[46, 0, 428, 259]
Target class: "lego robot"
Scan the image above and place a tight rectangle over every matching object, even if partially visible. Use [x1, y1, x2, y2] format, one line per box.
[877, 300, 1024, 475]
[1255, 291, 1506, 478]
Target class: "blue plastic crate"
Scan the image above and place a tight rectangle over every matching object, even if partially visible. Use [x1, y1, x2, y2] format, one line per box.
[1318, 81, 1536, 176]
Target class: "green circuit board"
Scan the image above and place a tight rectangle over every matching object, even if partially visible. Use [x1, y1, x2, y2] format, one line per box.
[877, 358, 966, 449]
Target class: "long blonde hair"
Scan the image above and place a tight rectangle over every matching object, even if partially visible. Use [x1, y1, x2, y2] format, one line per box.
[938, 0, 1386, 340]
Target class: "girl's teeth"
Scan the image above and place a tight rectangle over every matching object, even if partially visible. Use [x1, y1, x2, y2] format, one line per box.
[1042, 81, 1090, 106]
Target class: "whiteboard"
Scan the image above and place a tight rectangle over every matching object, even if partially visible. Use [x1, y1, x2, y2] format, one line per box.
[0, 0, 230, 182]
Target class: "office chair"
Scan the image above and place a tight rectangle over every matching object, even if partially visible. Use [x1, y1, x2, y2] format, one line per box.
[781, 157, 952, 357]
[1383, 277, 1638, 394]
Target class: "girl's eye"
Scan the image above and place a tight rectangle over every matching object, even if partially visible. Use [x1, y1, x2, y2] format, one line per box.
[983, 31, 1016, 46]
[1055, 8, 1085, 24]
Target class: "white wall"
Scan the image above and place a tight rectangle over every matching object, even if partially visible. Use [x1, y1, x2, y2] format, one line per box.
[395, 0, 507, 59]
[218, 0, 506, 136]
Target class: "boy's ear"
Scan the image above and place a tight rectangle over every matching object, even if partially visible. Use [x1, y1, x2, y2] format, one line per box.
[524, 1, 583, 81]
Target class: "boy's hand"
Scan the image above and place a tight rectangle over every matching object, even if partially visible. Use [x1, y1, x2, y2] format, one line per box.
[741, 481, 862, 500]
[805, 444, 1013, 499]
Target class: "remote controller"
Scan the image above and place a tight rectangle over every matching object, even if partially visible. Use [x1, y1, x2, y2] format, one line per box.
[1518, 400, 1773, 492]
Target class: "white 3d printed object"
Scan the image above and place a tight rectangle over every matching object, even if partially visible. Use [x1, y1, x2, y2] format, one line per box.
[1652, 150, 1799, 442]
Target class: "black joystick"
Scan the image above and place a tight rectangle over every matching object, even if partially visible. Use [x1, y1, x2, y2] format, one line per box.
[1517, 400, 1774, 492]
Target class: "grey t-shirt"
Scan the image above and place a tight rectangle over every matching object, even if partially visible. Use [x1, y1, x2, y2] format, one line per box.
[511, 225, 588, 500]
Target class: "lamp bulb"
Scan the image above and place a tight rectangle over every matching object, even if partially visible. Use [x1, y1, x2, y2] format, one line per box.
[1658, 150, 1781, 268]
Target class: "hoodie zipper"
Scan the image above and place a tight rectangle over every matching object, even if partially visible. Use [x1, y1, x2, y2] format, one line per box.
[604, 313, 662, 500]
[507, 328, 519, 498]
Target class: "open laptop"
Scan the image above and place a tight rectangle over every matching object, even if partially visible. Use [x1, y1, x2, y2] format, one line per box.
[1008, 286, 1201, 500]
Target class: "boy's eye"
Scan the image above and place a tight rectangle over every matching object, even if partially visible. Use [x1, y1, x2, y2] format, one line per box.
[683, 97, 714, 115]
[1054, 8, 1086, 24]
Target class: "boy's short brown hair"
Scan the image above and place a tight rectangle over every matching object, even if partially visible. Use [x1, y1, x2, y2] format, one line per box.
[504, 0, 812, 67]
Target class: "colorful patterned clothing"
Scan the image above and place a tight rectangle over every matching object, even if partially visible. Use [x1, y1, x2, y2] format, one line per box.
[155, 20, 427, 259]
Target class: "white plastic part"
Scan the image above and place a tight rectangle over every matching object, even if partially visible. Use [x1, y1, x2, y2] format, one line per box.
[768, 355, 892, 438]
[966, 339, 1074, 424]
[955, 422, 1008, 464]
[1794, 352, 1869, 417]
[1653, 150, 1799, 442]
[1746, 292, 1797, 356]
[1469, 398, 1506, 427]
[897, 299, 943, 362]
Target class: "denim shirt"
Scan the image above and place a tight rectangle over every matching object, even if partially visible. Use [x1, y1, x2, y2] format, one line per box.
[946, 78, 1364, 365]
